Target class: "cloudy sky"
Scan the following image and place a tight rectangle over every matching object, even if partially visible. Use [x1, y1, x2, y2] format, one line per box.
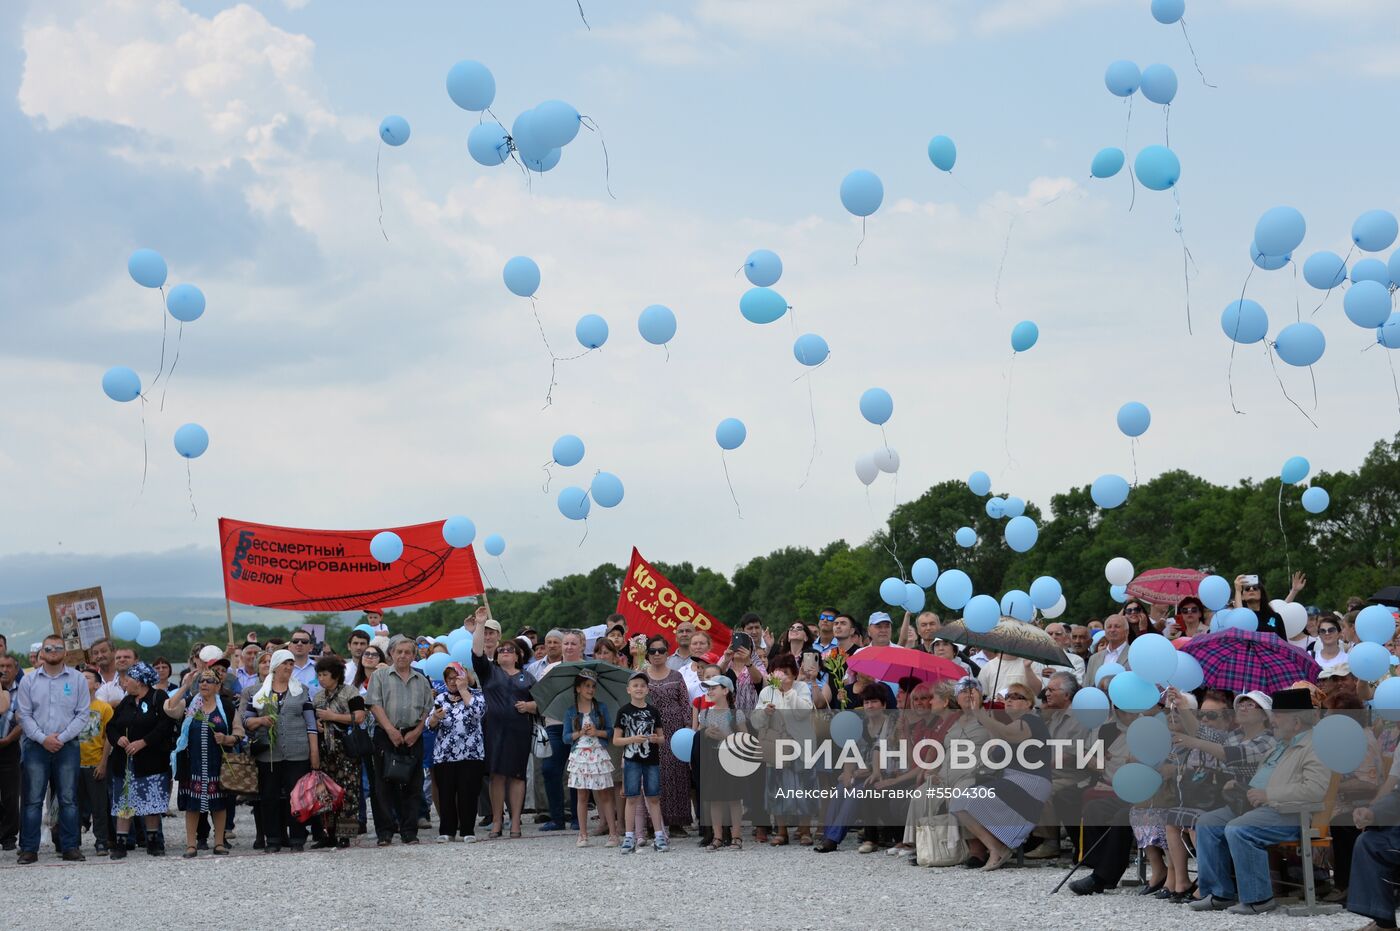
[2, 0, 1397, 607]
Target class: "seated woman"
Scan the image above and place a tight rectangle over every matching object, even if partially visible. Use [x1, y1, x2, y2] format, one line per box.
[894, 680, 958, 857]
[948, 680, 1052, 871]
[813, 683, 898, 853]
[752, 654, 815, 846]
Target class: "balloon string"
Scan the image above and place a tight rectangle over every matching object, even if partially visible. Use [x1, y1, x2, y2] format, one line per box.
[854, 217, 866, 266]
[1263, 342, 1319, 428]
[160, 321, 182, 412]
[720, 450, 742, 519]
[495, 556, 511, 589]
[1172, 186, 1196, 335]
[150, 286, 169, 389]
[879, 424, 891, 456]
[865, 485, 905, 578]
[1164, 104, 1171, 147]
[186, 459, 198, 520]
[578, 117, 615, 200]
[1123, 95, 1133, 151]
[663, 342, 670, 363]
[1126, 159, 1136, 212]
[1309, 243, 1354, 317]
[138, 394, 149, 498]
[1179, 19, 1216, 88]
[1130, 437, 1139, 487]
[1001, 351, 1019, 474]
[797, 371, 820, 490]
[993, 214, 1017, 313]
[1227, 261, 1257, 414]
[1292, 258, 1301, 323]
[1276, 483, 1291, 580]
[375, 141, 389, 243]
[541, 460, 555, 493]
[577, 518, 589, 547]
[1388, 352, 1400, 417]
[528, 296, 563, 408]
[575, 0, 591, 28]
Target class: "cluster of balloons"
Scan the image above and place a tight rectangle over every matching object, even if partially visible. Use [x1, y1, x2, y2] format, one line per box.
[1279, 455, 1329, 515]
[549, 434, 624, 522]
[112, 610, 162, 648]
[454, 60, 588, 176]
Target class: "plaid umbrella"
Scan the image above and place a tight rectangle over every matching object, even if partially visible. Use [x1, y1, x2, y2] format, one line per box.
[847, 646, 966, 685]
[935, 618, 1071, 667]
[1178, 628, 1321, 693]
[1127, 567, 1205, 605]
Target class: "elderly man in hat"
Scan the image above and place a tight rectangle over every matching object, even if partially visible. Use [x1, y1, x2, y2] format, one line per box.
[1189, 687, 1331, 916]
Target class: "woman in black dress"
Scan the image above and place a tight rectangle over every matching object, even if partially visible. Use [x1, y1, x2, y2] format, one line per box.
[473, 636, 536, 838]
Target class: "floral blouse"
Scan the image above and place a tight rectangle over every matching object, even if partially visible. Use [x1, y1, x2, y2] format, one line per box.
[431, 690, 485, 764]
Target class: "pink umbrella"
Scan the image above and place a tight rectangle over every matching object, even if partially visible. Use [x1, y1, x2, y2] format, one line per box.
[1128, 567, 1206, 605]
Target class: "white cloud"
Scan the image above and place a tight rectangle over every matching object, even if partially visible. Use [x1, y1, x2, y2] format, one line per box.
[973, 0, 1112, 35]
[594, 13, 712, 66]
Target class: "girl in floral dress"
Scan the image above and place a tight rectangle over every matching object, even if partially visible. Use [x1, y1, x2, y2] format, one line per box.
[564, 671, 617, 847]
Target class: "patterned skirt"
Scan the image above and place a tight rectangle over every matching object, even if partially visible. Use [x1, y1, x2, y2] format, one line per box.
[567, 739, 615, 791]
[949, 768, 1051, 850]
[1131, 807, 1168, 850]
[113, 772, 171, 817]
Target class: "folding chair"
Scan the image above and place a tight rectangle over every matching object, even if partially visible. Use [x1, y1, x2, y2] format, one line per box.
[1271, 774, 1343, 917]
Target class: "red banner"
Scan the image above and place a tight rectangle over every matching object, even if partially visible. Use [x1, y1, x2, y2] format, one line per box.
[615, 548, 732, 653]
[218, 517, 484, 612]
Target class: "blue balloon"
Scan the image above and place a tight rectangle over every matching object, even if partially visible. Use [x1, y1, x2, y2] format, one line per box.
[1374, 677, 1400, 722]
[1353, 209, 1399, 252]
[522, 147, 562, 173]
[1357, 605, 1396, 644]
[558, 486, 591, 521]
[1004, 516, 1038, 553]
[484, 533, 506, 557]
[715, 418, 747, 451]
[1220, 299, 1269, 344]
[912, 558, 939, 589]
[1127, 715, 1172, 766]
[1250, 242, 1290, 270]
[1000, 496, 1024, 519]
[1104, 60, 1141, 97]
[1151, 0, 1185, 24]
[370, 531, 403, 563]
[353, 624, 376, 637]
[1116, 401, 1151, 437]
[839, 169, 883, 217]
[904, 584, 926, 613]
[1133, 145, 1180, 191]
[112, 611, 140, 640]
[590, 472, 624, 508]
[101, 366, 141, 403]
[552, 434, 585, 467]
[1281, 456, 1311, 484]
[442, 516, 476, 548]
[831, 710, 863, 745]
[859, 388, 893, 425]
[1314, 714, 1368, 773]
[1345, 279, 1391, 328]
[638, 305, 676, 345]
[1389, 252, 1400, 289]
[1254, 206, 1306, 258]
[1301, 486, 1329, 514]
[1108, 671, 1159, 713]
[1110, 584, 1128, 603]
[1029, 576, 1062, 610]
[927, 135, 956, 172]
[1001, 590, 1033, 622]
[955, 527, 977, 548]
[166, 283, 205, 322]
[670, 727, 695, 762]
[1216, 607, 1256, 632]
[1090, 147, 1125, 179]
[967, 471, 992, 496]
[1351, 258, 1390, 286]
[446, 60, 495, 111]
[1198, 575, 1231, 611]
[935, 569, 973, 611]
[422, 653, 451, 681]
[128, 248, 167, 288]
[739, 287, 788, 325]
[1351, 641, 1392, 682]
[1095, 661, 1125, 685]
[744, 249, 782, 287]
[880, 577, 907, 607]
[1381, 313, 1400, 350]
[378, 115, 410, 146]
[1113, 762, 1163, 804]
[532, 99, 581, 148]
[467, 123, 511, 166]
[502, 256, 540, 297]
[136, 620, 161, 648]
[1010, 320, 1039, 352]
[964, 594, 1000, 632]
[793, 333, 830, 366]
[1140, 63, 1178, 105]
[985, 497, 1006, 519]
[1275, 322, 1325, 367]
[449, 637, 474, 664]
[1169, 652, 1204, 691]
[510, 110, 550, 161]
[173, 423, 209, 459]
[1303, 251, 1348, 290]
[1071, 686, 1111, 729]
[1128, 633, 1178, 684]
[575, 314, 609, 349]
[1091, 474, 1130, 509]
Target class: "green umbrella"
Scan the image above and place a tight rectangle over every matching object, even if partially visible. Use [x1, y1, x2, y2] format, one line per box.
[530, 660, 634, 722]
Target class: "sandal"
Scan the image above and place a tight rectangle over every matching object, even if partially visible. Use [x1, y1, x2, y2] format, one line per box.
[488, 831, 503, 840]
[509, 829, 522, 839]
[770, 830, 789, 846]
[728, 838, 743, 851]
[705, 839, 724, 852]
[212, 845, 229, 856]
[798, 832, 813, 846]
[182, 847, 198, 859]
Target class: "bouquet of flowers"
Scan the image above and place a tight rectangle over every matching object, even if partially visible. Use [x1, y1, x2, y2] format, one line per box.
[823, 649, 850, 705]
[254, 693, 281, 751]
[116, 775, 136, 820]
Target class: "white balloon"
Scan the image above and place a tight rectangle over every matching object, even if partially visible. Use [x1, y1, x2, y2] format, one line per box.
[1280, 602, 1308, 639]
[873, 446, 900, 473]
[855, 455, 879, 486]
[1043, 595, 1067, 619]
[1105, 557, 1134, 587]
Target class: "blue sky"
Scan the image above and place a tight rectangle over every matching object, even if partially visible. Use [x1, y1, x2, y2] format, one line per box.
[2, 0, 1398, 607]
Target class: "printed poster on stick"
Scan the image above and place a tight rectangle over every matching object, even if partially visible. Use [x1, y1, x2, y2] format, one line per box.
[47, 586, 109, 659]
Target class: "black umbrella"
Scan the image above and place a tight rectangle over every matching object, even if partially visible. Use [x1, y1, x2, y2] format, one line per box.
[530, 660, 633, 721]
[1369, 586, 1400, 607]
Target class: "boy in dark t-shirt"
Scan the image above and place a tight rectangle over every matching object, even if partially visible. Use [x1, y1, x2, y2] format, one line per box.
[613, 671, 667, 853]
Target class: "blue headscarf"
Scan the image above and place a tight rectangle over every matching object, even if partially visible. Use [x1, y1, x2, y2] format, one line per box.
[125, 661, 159, 688]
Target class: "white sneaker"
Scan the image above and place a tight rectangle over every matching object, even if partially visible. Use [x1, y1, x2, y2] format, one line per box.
[462, 835, 478, 844]
[437, 835, 450, 843]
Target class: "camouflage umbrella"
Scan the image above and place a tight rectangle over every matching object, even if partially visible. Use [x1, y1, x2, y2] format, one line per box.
[935, 618, 1070, 667]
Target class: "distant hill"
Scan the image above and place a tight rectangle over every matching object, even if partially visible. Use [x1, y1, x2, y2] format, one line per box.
[0, 597, 310, 650]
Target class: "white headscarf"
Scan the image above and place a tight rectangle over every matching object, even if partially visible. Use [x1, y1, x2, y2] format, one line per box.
[253, 648, 303, 706]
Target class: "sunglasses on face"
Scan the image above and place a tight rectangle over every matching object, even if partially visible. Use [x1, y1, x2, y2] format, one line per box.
[1124, 606, 1144, 615]
[199, 677, 219, 685]
[1179, 606, 1201, 614]
[41, 645, 64, 653]
[1004, 694, 1031, 703]
[1200, 711, 1226, 721]
[647, 647, 668, 656]
[496, 646, 516, 653]
[790, 625, 807, 632]
[291, 638, 312, 645]
[1320, 627, 1340, 634]
[818, 614, 835, 621]
[1243, 585, 1260, 593]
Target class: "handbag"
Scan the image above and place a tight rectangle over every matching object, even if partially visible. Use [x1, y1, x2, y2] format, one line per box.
[1179, 767, 1228, 811]
[915, 812, 966, 867]
[532, 719, 552, 759]
[220, 748, 259, 795]
[341, 724, 372, 760]
[290, 770, 346, 823]
[382, 747, 415, 784]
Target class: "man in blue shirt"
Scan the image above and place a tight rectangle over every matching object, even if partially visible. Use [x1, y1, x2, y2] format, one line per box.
[14, 635, 89, 863]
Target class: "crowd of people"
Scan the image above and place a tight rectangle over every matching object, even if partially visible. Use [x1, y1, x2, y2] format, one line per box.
[3, 576, 1400, 928]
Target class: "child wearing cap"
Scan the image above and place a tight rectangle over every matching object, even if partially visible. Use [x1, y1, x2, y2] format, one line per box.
[564, 670, 617, 848]
[613, 671, 667, 854]
[694, 675, 747, 850]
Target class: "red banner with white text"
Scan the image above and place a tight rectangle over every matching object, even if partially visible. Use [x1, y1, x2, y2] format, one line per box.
[218, 517, 484, 611]
[615, 548, 732, 654]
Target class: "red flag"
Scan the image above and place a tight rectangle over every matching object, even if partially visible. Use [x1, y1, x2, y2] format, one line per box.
[218, 517, 483, 611]
[614, 548, 732, 653]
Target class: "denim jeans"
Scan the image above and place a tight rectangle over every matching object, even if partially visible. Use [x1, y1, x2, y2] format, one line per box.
[1196, 805, 1301, 904]
[19, 738, 80, 853]
[1348, 825, 1400, 924]
[542, 724, 574, 824]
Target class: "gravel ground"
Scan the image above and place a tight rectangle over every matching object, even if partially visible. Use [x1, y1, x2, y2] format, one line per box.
[1, 816, 1369, 929]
